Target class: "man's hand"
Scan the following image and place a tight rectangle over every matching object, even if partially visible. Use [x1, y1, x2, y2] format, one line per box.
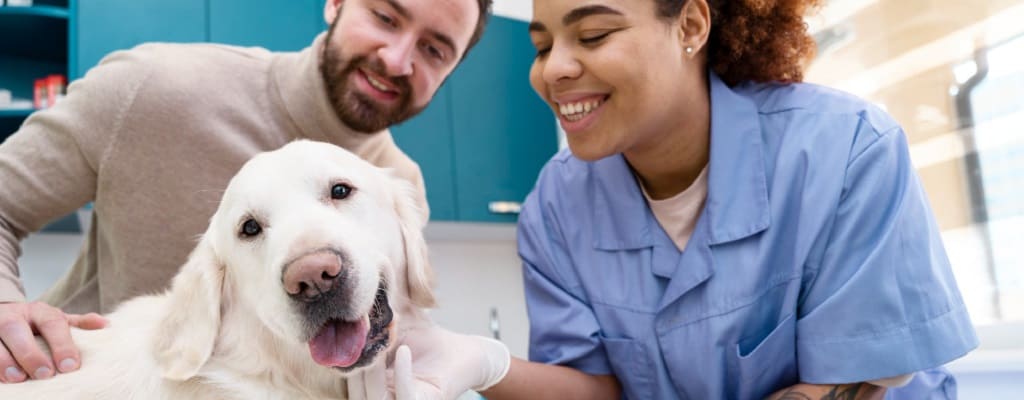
[0, 301, 107, 383]
[390, 324, 511, 400]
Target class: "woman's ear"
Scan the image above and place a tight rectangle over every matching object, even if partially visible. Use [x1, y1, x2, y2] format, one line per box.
[677, 0, 712, 57]
[153, 236, 225, 381]
[324, 0, 344, 25]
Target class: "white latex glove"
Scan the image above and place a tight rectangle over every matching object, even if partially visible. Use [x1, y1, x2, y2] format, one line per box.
[392, 324, 511, 400]
[346, 357, 390, 400]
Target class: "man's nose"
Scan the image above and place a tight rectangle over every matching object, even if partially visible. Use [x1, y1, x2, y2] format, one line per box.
[378, 35, 415, 76]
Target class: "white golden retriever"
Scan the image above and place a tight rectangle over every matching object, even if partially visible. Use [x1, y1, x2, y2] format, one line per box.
[0, 140, 435, 399]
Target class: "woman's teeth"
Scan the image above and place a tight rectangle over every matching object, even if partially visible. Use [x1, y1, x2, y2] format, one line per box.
[559, 98, 604, 121]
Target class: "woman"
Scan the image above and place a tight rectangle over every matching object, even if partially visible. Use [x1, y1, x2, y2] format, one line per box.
[379, 0, 978, 399]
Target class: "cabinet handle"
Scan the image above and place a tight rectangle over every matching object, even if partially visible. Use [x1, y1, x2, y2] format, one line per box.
[488, 201, 522, 214]
[489, 307, 501, 340]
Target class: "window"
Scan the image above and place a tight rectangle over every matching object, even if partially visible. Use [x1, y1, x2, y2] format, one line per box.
[807, 0, 1024, 336]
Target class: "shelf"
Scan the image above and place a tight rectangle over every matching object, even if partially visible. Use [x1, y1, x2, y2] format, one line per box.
[0, 108, 35, 118]
[0, 5, 69, 19]
[0, 5, 69, 62]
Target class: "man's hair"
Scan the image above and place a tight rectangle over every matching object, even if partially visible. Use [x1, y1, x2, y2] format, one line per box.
[462, 0, 493, 60]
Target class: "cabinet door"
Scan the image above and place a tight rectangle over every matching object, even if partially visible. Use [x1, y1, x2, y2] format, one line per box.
[209, 0, 323, 51]
[448, 16, 557, 223]
[392, 85, 458, 221]
[75, 0, 206, 77]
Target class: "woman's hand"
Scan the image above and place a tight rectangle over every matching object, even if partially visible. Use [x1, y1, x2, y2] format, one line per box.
[390, 325, 511, 400]
[346, 324, 510, 400]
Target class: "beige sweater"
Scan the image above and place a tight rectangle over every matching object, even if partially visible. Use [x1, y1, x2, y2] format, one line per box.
[0, 33, 426, 313]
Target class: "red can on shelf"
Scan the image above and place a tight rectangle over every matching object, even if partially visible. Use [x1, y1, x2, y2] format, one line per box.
[32, 74, 67, 109]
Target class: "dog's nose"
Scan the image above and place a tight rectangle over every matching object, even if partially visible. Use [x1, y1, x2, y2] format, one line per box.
[283, 252, 343, 299]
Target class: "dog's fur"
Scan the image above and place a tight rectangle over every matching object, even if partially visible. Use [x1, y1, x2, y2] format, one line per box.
[0, 140, 435, 399]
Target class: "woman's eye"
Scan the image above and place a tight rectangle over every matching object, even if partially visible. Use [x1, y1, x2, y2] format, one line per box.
[240, 218, 262, 238]
[331, 183, 353, 200]
[580, 31, 612, 45]
[534, 45, 551, 58]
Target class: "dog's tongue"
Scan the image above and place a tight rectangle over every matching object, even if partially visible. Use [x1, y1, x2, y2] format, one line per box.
[308, 318, 368, 368]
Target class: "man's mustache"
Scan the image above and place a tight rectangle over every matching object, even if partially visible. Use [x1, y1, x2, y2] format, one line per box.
[347, 56, 413, 96]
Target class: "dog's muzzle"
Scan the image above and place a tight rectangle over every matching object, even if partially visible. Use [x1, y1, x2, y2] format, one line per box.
[301, 279, 393, 371]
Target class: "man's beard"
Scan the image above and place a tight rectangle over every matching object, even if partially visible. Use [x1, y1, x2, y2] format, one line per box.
[320, 19, 427, 133]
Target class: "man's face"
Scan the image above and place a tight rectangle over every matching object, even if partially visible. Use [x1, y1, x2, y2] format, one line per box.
[321, 0, 479, 133]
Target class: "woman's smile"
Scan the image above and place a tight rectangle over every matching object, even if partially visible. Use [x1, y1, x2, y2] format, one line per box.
[555, 94, 610, 134]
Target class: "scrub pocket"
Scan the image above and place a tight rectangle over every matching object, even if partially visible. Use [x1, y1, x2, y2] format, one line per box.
[728, 313, 798, 399]
[600, 337, 654, 400]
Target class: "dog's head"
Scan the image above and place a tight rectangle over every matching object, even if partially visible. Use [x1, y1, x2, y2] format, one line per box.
[153, 140, 434, 380]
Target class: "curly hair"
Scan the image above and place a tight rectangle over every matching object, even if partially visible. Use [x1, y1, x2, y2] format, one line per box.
[655, 0, 823, 85]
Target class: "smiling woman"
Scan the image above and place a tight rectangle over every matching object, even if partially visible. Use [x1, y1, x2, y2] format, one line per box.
[389, 0, 981, 399]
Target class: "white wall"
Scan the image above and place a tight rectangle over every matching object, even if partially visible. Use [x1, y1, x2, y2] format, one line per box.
[422, 223, 529, 358]
[492, 0, 531, 21]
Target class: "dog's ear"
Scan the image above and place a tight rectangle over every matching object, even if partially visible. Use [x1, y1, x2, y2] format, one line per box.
[392, 178, 436, 308]
[153, 236, 224, 380]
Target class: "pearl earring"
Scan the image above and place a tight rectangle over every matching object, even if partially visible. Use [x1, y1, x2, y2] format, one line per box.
[685, 47, 694, 54]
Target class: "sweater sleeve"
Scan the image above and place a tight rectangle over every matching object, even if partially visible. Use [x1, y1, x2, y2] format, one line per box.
[0, 50, 152, 303]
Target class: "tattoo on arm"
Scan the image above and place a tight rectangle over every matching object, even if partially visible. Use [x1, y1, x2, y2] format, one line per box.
[776, 388, 814, 400]
[773, 383, 875, 400]
[821, 383, 864, 400]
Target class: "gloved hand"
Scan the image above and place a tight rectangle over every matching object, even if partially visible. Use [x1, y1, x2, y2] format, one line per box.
[346, 356, 389, 400]
[391, 323, 511, 400]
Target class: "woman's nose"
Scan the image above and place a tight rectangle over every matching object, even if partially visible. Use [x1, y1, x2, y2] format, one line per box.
[542, 44, 583, 84]
[378, 35, 416, 77]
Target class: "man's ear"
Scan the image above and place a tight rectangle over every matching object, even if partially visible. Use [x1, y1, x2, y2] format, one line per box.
[391, 176, 436, 308]
[153, 236, 224, 380]
[324, 0, 343, 25]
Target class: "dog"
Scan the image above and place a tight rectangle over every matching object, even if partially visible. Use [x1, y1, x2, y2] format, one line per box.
[0, 140, 435, 399]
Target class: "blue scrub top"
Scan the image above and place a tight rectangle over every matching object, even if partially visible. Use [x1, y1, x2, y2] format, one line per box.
[517, 72, 979, 400]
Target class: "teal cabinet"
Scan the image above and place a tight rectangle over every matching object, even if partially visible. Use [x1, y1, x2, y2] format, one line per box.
[0, 1, 80, 231]
[449, 16, 556, 223]
[393, 16, 557, 223]
[209, 0, 323, 51]
[391, 85, 458, 221]
[0, 2, 69, 138]
[74, 0, 206, 78]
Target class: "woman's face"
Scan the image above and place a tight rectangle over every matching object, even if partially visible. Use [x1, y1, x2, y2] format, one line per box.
[529, 0, 698, 161]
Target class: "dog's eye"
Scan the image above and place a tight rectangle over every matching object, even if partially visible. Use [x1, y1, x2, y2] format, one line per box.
[331, 183, 353, 200]
[240, 218, 262, 238]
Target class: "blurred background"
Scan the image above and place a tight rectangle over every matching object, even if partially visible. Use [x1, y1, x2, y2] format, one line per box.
[804, 0, 1024, 395]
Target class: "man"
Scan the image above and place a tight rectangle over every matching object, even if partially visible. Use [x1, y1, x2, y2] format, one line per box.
[0, 0, 490, 384]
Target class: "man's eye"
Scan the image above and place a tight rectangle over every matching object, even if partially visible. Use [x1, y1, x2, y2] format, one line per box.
[374, 10, 396, 27]
[422, 43, 446, 62]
